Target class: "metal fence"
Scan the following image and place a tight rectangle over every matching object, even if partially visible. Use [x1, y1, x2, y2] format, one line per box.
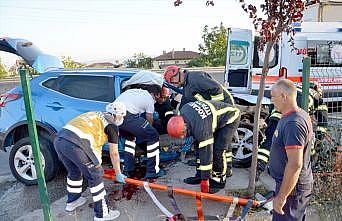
[302, 56, 342, 219]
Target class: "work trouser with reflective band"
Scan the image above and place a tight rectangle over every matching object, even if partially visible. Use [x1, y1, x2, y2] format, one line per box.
[194, 96, 240, 179]
[211, 118, 240, 187]
[311, 104, 328, 155]
[314, 104, 328, 128]
[119, 113, 160, 176]
[124, 139, 136, 171]
[257, 110, 281, 171]
[54, 137, 109, 218]
[312, 126, 328, 156]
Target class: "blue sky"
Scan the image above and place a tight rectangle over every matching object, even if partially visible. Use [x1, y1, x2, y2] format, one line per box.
[0, 0, 260, 67]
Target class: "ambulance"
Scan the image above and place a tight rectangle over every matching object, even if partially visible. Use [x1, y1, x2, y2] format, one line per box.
[224, 22, 342, 103]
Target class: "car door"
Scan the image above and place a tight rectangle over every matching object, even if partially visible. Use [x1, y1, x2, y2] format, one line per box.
[37, 73, 115, 131]
[224, 28, 253, 93]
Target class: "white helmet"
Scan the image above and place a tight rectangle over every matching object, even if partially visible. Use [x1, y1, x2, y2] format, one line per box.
[106, 101, 126, 116]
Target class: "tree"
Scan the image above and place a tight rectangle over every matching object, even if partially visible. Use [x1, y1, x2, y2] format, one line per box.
[198, 23, 228, 67]
[188, 56, 209, 67]
[124, 53, 153, 69]
[174, 0, 317, 196]
[0, 58, 8, 78]
[61, 56, 85, 69]
[8, 64, 18, 76]
[239, 0, 318, 196]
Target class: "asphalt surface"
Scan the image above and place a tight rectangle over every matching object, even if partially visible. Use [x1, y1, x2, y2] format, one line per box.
[0, 151, 10, 177]
[0, 81, 19, 94]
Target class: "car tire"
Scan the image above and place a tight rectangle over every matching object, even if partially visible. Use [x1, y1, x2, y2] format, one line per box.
[9, 137, 60, 186]
[232, 122, 264, 168]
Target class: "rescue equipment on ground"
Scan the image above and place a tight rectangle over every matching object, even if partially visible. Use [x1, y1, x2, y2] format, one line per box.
[104, 169, 273, 221]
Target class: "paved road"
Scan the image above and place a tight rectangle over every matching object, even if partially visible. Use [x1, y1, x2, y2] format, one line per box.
[0, 81, 19, 94]
[0, 151, 11, 177]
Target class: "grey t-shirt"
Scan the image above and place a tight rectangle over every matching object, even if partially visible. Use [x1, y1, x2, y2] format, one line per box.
[269, 109, 314, 184]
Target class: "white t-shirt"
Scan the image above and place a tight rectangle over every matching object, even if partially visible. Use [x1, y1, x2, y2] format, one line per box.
[115, 89, 155, 114]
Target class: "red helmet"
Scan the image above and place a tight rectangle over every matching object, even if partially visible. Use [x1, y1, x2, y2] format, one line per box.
[164, 65, 181, 83]
[161, 86, 171, 97]
[167, 116, 185, 138]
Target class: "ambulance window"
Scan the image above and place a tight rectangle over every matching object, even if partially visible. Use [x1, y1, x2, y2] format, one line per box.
[308, 41, 342, 67]
[252, 37, 279, 68]
[229, 40, 249, 65]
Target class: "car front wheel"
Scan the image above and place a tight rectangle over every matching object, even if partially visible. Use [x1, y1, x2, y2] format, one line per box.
[232, 122, 264, 168]
[9, 137, 60, 185]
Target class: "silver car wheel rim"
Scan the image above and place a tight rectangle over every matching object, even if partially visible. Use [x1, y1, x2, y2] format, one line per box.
[232, 127, 254, 160]
[14, 144, 45, 181]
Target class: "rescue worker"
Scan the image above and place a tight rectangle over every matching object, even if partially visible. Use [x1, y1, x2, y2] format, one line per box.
[53, 102, 127, 221]
[256, 82, 328, 179]
[164, 65, 236, 174]
[269, 79, 313, 220]
[167, 100, 240, 193]
[115, 86, 166, 179]
[163, 65, 235, 108]
[153, 86, 174, 134]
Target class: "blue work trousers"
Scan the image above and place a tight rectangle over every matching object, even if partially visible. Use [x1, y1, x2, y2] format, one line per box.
[54, 137, 109, 218]
[119, 113, 160, 177]
[273, 182, 313, 221]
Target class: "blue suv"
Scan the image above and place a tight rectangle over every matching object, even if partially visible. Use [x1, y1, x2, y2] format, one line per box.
[0, 38, 179, 185]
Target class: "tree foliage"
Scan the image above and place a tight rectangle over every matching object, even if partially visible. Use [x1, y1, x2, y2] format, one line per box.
[240, 0, 318, 50]
[187, 56, 209, 67]
[0, 58, 8, 78]
[198, 23, 227, 67]
[187, 23, 227, 67]
[61, 56, 85, 69]
[125, 53, 153, 69]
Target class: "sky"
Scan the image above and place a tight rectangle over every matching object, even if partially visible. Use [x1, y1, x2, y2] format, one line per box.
[0, 0, 261, 68]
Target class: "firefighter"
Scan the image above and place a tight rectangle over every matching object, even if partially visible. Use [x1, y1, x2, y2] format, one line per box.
[163, 65, 235, 108]
[164, 65, 236, 174]
[53, 102, 127, 221]
[256, 82, 328, 179]
[167, 100, 240, 193]
[153, 86, 174, 134]
[115, 86, 166, 179]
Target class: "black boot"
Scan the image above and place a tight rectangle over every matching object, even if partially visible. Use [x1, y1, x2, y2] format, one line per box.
[183, 176, 201, 185]
[143, 168, 166, 180]
[186, 159, 197, 166]
[209, 179, 225, 194]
